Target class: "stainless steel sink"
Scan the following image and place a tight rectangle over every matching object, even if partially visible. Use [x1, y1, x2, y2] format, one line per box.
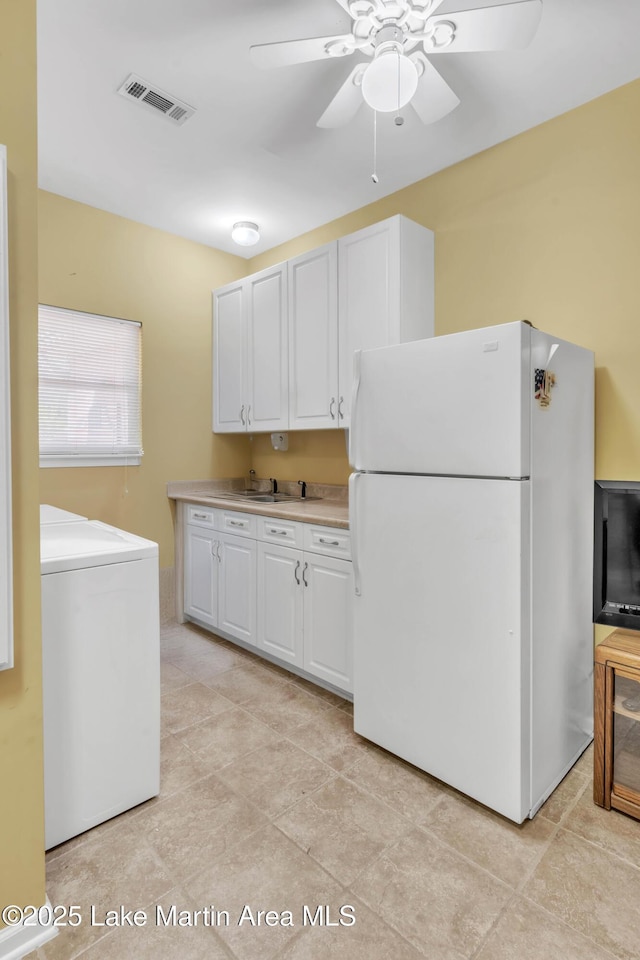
[204, 491, 318, 504]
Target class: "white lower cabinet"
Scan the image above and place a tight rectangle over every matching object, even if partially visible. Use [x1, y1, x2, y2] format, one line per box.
[302, 553, 353, 692]
[184, 521, 257, 647]
[184, 507, 351, 694]
[257, 540, 353, 694]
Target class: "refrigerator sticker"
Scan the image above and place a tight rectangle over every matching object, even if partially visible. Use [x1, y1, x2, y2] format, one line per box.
[534, 368, 556, 408]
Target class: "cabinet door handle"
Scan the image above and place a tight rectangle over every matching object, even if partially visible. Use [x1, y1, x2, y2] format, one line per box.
[216, 541, 221, 562]
[247, 404, 251, 427]
[302, 561, 309, 587]
[240, 404, 246, 425]
[294, 560, 301, 585]
[269, 528, 287, 536]
[319, 537, 340, 546]
[329, 397, 336, 420]
[338, 396, 344, 420]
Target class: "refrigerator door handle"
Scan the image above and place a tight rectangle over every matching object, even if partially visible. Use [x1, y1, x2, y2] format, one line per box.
[349, 350, 362, 469]
[349, 472, 362, 597]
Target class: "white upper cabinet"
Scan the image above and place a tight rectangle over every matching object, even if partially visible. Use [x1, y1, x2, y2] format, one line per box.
[288, 242, 338, 430]
[247, 265, 289, 433]
[337, 215, 434, 427]
[213, 216, 433, 434]
[213, 281, 245, 433]
[213, 264, 288, 433]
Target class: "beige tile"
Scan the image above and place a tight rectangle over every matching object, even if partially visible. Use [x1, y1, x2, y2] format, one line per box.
[243, 681, 334, 734]
[160, 661, 192, 694]
[279, 899, 424, 960]
[133, 773, 268, 881]
[185, 824, 345, 960]
[572, 741, 594, 779]
[422, 791, 556, 887]
[525, 828, 640, 960]
[275, 776, 412, 885]
[286, 705, 373, 772]
[161, 682, 232, 735]
[204, 662, 291, 705]
[217, 739, 335, 818]
[158, 733, 211, 798]
[176, 705, 281, 769]
[66, 889, 230, 960]
[285, 672, 348, 706]
[352, 828, 512, 960]
[343, 745, 445, 823]
[538, 768, 589, 824]
[166, 640, 246, 682]
[475, 897, 619, 960]
[42, 823, 172, 959]
[564, 789, 640, 868]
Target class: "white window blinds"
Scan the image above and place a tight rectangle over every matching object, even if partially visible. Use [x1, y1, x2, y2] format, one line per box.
[38, 305, 143, 466]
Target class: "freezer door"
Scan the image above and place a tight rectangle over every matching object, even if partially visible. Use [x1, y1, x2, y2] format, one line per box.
[351, 472, 530, 823]
[350, 320, 530, 478]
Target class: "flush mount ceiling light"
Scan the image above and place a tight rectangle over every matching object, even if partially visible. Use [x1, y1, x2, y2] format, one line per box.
[231, 222, 260, 246]
[250, 0, 543, 127]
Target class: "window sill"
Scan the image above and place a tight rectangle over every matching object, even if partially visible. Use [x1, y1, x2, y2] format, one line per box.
[40, 456, 142, 468]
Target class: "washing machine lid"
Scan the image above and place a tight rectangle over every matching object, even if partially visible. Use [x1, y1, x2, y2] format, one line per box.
[40, 504, 88, 524]
[41, 520, 158, 573]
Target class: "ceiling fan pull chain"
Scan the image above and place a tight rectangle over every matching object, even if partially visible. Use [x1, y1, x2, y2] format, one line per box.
[371, 109, 379, 183]
[395, 47, 404, 126]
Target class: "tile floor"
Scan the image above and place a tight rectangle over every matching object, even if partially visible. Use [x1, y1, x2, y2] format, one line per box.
[27, 619, 640, 960]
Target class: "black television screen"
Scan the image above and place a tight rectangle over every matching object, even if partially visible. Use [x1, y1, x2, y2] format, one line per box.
[594, 480, 640, 630]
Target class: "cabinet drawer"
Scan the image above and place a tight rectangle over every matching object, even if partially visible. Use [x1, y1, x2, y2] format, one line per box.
[303, 524, 351, 559]
[219, 509, 257, 538]
[259, 517, 303, 547]
[186, 504, 217, 528]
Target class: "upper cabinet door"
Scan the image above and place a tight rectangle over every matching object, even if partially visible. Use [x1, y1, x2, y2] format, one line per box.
[288, 243, 338, 431]
[338, 215, 434, 427]
[213, 282, 246, 433]
[247, 264, 289, 433]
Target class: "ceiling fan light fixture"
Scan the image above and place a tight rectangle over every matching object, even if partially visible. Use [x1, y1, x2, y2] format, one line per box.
[361, 49, 419, 113]
[231, 221, 260, 246]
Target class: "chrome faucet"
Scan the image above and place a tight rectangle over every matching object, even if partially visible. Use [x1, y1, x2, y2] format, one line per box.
[248, 469, 257, 489]
[269, 477, 278, 494]
[297, 480, 306, 499]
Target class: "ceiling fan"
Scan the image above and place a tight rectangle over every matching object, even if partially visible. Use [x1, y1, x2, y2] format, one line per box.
[250, 0, 543, 128]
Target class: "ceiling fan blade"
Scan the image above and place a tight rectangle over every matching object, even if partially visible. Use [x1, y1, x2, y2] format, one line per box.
[250, 34, 356, 69]
[424, 0, 542, 54]
[317, 64, 366, 128]
[409, 54, 460, 125]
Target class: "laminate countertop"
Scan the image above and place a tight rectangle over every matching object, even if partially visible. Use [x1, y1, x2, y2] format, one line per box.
[167, 479, 349, 530]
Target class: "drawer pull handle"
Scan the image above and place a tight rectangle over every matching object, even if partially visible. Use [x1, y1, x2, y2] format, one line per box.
[319, 537, 340, 546]
[193, 512, 209, 520]
[228, 520, 245, 527]
[269, 528, 287, 536]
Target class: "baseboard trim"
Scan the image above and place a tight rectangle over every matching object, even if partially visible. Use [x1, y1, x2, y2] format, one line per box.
[0, 900, 58, 959]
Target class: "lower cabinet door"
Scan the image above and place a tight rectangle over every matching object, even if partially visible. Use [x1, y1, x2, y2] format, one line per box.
[303, 554, 353, 693]
[257, 541, 304, 666]
[218, 532, 257, 646]
[184, 526, 218, 627]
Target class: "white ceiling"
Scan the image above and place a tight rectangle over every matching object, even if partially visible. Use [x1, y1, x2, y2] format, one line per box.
[37, 0, 640, 258]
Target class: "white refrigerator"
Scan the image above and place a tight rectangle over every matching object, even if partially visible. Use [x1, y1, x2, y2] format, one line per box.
[349, 320, 594, 823]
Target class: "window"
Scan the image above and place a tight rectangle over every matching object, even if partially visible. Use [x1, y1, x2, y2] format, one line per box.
[38, 305, 142, 467]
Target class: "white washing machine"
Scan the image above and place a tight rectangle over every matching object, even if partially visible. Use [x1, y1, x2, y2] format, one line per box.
[40, 518, 160, 849]
[40, 503, 87, 524]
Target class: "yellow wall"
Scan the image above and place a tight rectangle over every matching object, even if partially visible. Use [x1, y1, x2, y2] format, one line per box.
[248, 78, 640, 495]
[0, 0, 46, 919]
[38, 193, 251, 566]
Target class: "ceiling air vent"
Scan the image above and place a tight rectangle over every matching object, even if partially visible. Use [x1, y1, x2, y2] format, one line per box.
[117, 73, 195, 126]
